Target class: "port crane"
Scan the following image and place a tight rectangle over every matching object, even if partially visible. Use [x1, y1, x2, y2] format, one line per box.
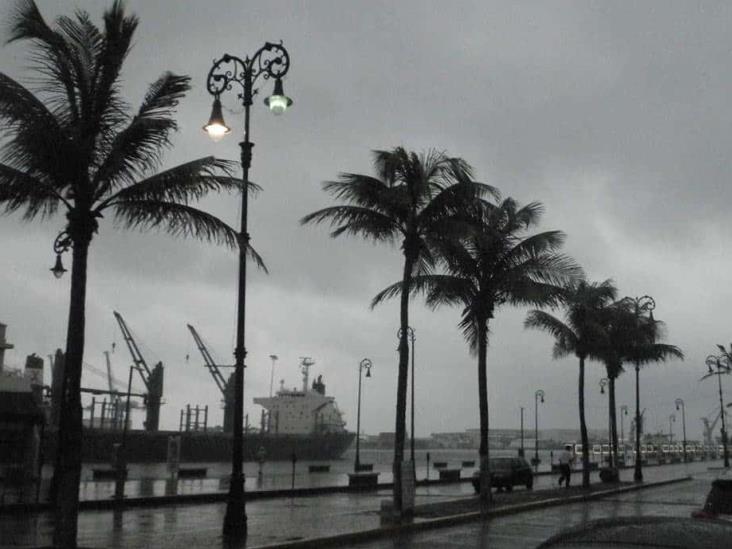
[701, 409, 729, 447]
[113, 311, 164, 431]
[187, 324, 234, 433]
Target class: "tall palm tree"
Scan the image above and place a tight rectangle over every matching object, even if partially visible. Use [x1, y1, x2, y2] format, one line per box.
[617, 298, 683, 481]
[525, 279, 617, 488]
[301, 147, 494, 513]
[0, 3, 259, 546]
[374, 198, 582, 503]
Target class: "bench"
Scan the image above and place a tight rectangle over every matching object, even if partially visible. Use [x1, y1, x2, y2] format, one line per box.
[354, 463, 373, 472]
[433, 461, 447, 469]
[308, 464, 330, 473]
[348, 472, 379, 490]
[461, 460, 475, 468]
[438, 468, 461, 481]
[92, 468, 126, 480]
[178, 467, 207, 478]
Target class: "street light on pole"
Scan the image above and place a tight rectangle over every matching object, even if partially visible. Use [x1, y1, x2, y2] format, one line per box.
[600, 378, 611, 467]
[114, 365, 137, 501]
[519, 406, 525, 458]
[204, 42, 293, 540]
[533, 390, 545, 471]
[669, 413, 675, 446]
[620, 405, 628, 464]
[703, 354, 730, 468]
[623, 295, 655, 482]
[355, 358, 372, 472]
[675, 398, 687, 462]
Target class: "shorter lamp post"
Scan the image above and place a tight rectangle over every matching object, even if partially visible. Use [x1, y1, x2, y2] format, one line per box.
[534, 390, 545, 471]
[519, 406, 525, 457]
[620, 405, 628, 464]
[675, 398, 687, 462]
[114, 365, 137, 501]
[599, 378, 611, 466]
[669, 413, 676, 448]
[703, 355, 729, 468]
[354, 358, 372, 472]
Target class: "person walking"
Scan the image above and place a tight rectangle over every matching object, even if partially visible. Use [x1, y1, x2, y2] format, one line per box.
[558, 444, 575, 488]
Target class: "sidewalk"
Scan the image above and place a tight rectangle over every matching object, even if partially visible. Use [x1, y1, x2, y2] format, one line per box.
[0, 460, 722, 549]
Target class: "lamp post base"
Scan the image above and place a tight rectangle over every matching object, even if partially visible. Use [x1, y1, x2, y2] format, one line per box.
[223, 473, 247, 539]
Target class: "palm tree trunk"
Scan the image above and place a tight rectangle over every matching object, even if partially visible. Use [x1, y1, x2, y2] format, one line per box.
[578, 356, 590, 488]
[609, 376, 618, 470]
[53, 238, 90, 549]
[393, 253, 414, 515]
[477, 316, 491, 504]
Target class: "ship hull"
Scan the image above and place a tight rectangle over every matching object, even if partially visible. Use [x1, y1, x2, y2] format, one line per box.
[43, 429, 355, 464]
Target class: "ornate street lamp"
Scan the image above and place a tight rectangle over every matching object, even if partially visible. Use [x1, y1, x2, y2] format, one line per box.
[675, 398, 687, 462]
[533, 389, 545, 471]
[50, 231, 72, 278]
[355, 358, 372, 471]
[203, 41, 292, 539]
[703, 354, 730, 468]
[623, 295, 655, 482]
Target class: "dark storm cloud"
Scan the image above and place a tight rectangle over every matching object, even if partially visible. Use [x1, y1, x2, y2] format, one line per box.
[1, 1, 729, 439]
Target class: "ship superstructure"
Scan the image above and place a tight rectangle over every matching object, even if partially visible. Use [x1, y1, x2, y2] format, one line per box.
[254, 358, 347, 435]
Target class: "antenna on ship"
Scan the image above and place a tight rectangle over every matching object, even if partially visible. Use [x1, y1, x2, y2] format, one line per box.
[299, 357, 314, 392]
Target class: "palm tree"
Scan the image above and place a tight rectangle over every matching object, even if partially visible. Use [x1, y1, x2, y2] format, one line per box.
[374, 198, 582, 503]
[617, 298, 683, 481]
[0, 3, 259, 546]
[301, 147, 494, 513]
[525, 279, 617, 488]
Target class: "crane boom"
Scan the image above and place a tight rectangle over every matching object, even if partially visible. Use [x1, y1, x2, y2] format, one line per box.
[104, 350, 114, 393]
[187, 324, 227, 396]
[113, 310, 152, 387]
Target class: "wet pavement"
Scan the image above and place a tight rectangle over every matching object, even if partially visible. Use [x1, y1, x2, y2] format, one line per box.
[0, 460, 726, 548]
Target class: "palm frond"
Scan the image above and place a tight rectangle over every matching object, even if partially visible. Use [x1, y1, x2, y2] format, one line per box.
[93, 72, 191, 195]
[301, 205, 399, 242]
[524, 310, 578, 353]
[0, 163, 67, 218]
[98, 157, 242, 208]
[111, 199, 240, 251]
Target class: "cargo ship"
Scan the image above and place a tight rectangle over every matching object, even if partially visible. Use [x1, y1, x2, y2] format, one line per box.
[42, 358, 354, 464]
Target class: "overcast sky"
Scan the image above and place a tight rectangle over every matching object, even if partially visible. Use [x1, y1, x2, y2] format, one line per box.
[1, 0, 730, 442]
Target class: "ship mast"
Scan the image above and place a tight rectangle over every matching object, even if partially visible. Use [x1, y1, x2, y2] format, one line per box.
[299, 357, 314, 392]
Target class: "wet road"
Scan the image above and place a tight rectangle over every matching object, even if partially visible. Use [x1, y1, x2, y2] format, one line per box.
[0, 460, 723, 548]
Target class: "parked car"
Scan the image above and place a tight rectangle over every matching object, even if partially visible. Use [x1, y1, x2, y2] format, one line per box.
[471, 456, 533, 493]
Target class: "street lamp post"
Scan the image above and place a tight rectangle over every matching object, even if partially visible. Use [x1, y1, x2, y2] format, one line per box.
[675, 398, 687, 462]
[355, 358, 372, 472]
[703, 355, 730, 468]
[204, 42, 293, 539]
[519, 406, 525, 457]
[599, 378, 611, 467]
[624, 295, 655, 482]
[534, 390, 545, 471]
[620, 405, 628, 464]
[669, 413, 676, 448]
[114, 365, 136, 501]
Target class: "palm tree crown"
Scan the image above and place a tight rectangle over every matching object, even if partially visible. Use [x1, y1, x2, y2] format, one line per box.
[0, 0, 257, 256]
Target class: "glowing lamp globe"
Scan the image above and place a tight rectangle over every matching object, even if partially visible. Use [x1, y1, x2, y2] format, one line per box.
[203, 97, 231, 141]
[264, 78, 293, 115]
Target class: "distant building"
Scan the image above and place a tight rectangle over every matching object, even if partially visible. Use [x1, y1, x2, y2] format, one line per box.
[0, 351, 45, 486]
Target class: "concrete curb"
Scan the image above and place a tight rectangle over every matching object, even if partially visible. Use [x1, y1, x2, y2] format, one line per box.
[247, 476, 693, 549]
